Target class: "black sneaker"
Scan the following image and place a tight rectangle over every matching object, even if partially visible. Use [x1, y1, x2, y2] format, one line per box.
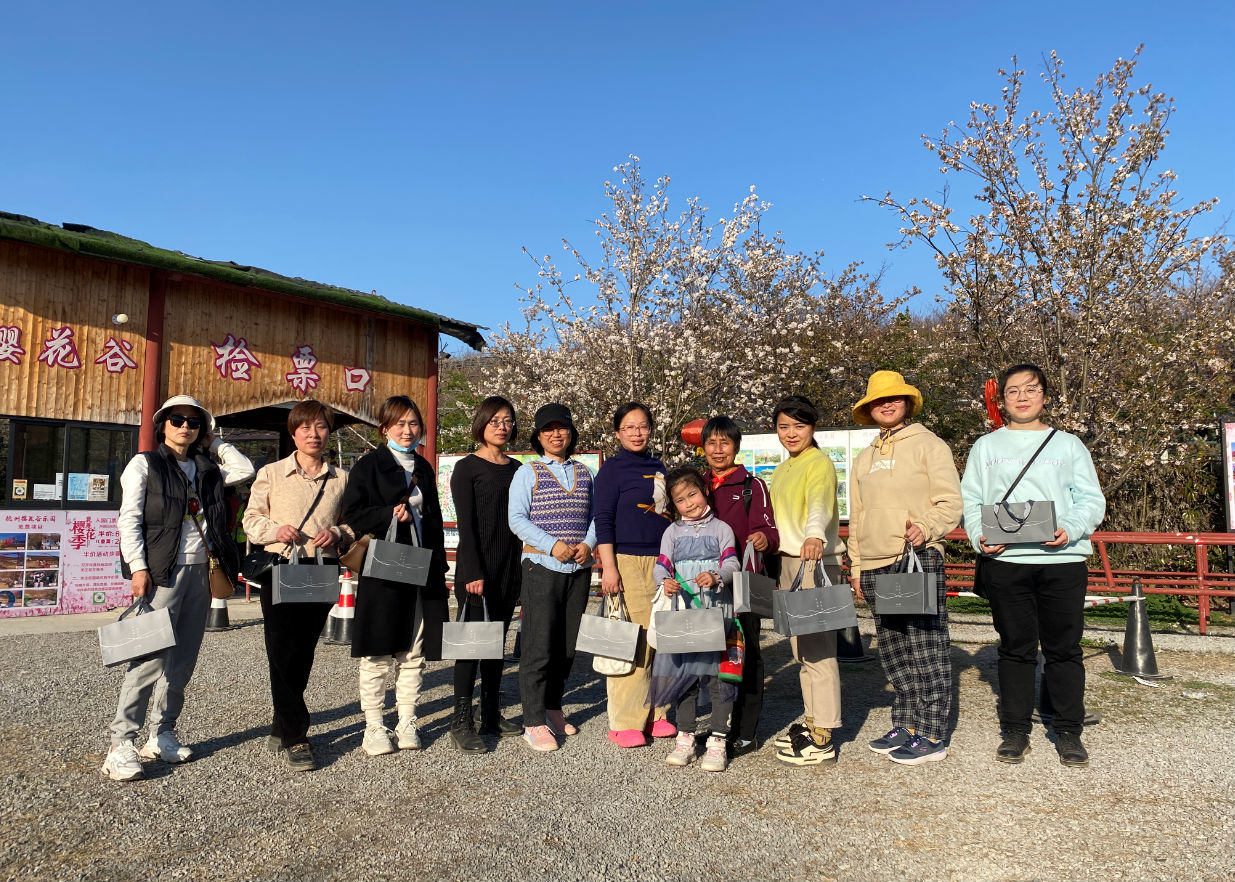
[773, 722, 811, 750]
[1055, 731, 1090, 768]
[285, 742, 316, 773]
[996, 732, 1031, 764]
[729, 737, 758, 758]
[868, 726, 913, 755]
[775, 731, 837, 766]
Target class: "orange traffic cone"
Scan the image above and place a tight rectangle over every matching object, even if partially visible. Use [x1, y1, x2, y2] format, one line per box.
[322, 570, 356, 645]
[205, 595, 231, 632]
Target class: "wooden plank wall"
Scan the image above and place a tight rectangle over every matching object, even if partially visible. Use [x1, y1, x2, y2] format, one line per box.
[163, 276, 434, 426]
[0, 241, 148, 425]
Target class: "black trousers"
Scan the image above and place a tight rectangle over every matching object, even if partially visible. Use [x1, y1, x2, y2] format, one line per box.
[726, 612, 764, 742]
[517, 561, 590, 727]
[258, 571, 334, 748]
[986, 558, 1088, 735]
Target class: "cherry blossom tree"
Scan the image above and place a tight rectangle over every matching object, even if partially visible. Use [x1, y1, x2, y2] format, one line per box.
[865, 48, 1233, 529]
[486, 157, 903, 458]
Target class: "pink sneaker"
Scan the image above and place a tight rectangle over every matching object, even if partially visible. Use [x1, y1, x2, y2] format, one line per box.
[607, 729, 648, 748]
[523, 725, 559, 752]
[546, 709, 578, 737]
[646, 719, 678, 739]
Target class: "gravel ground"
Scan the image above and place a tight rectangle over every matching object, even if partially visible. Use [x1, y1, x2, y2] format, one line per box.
[0, 601, 1231, 882]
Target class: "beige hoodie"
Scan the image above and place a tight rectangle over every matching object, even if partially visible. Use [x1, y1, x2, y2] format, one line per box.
[847, 422, 962, 579]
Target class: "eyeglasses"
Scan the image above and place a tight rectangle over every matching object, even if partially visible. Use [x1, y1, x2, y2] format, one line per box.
[166, 415, 202, 430]
[1003, 385, 1043, 399]
[619, 424, 652, 435]
[488, 418, 515, 428]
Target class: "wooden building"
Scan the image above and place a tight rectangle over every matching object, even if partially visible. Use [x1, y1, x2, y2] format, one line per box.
[0, 211, 484, 616]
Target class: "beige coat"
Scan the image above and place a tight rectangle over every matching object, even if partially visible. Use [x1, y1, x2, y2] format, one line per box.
[848, 423, 962, 578]
[242, 454, 353, 558]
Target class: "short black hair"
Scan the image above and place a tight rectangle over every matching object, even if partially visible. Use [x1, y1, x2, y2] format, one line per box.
[702, 415, 742, 449]
[470, 396, 517, 446]
[772, 395, 820, 448]
[997, 363, 1050, 399]
[612, 402, 653, 432]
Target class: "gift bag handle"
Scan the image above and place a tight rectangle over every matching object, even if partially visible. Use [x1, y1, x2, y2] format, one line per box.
[789, 559, 830, 591]
[117, 598, 155, 621]
[287, 544, 325, 565]
[455, 595, 490, 623]
[741, 540, 759, 573]
[600, 593, 630, 622]
[992, 501, 1035, 533]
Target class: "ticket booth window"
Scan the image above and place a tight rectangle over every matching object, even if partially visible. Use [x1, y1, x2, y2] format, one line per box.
[1, 417, 136, 507]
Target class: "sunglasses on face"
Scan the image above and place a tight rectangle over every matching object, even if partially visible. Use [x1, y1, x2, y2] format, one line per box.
[166, 414, 202, 430]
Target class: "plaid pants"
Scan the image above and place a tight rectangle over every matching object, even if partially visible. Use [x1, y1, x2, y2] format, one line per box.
[861, 548, 951, 741]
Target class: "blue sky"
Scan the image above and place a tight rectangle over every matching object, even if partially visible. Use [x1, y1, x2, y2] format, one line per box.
[3, 1, 1231, 353]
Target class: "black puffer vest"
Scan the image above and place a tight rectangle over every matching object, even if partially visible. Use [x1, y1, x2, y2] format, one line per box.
[119, 444, 238, 586]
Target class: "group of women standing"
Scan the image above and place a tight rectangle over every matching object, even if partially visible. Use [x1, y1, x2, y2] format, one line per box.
[103, 360, 1106, 781]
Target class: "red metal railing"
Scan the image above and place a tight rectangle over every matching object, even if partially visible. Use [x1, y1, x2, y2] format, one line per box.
[840, 527, 1235, 636]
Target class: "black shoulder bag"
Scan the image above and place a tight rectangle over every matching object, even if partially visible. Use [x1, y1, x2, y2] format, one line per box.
[242, 479, 329, 581]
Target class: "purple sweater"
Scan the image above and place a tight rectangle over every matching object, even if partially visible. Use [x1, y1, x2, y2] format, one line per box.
[593, 447, 672, 555]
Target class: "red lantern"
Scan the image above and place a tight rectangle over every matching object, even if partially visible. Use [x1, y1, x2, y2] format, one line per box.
[680, 418, 705, 447]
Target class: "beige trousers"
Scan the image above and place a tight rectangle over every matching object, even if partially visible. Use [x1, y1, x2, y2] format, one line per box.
[779, 554, 843, 729]
[358, 601, 425, 725]
[604, 554, 669, 731]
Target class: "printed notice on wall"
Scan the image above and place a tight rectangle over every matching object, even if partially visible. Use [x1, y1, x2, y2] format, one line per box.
[0, 509, 128, 618]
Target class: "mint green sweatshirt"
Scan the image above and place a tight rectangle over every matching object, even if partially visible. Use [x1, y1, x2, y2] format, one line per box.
[960, 427, 1106, 564]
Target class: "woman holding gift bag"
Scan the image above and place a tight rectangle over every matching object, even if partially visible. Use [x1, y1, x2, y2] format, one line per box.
[594, 402, 674, 749]
[507, 403, 596, 752]
[243, 399, 353, 773]
[848, 372, 962, 766]
[341, 395, 449, 757]
[961, 364, 1105, 768]
[103, 395, 254, 782]
[448, 396, 524, 753]
[767, 395, 846, 767]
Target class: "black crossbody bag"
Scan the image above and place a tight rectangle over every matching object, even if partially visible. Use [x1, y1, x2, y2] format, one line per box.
[242, 479, 329, 581]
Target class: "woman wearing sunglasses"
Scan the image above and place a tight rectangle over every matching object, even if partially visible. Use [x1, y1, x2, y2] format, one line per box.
[103, 395, 255, 781]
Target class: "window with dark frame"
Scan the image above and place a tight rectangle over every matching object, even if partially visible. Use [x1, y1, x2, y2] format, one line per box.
[0, 417, 136, 507]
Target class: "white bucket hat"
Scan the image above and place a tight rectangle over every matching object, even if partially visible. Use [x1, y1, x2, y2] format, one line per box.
[153, 395, 215, 432]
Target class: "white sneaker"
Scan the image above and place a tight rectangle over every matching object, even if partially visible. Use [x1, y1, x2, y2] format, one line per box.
[138, 731, 193, 763]
[666, 731, 696, 766]
[101, 740, 144, 781]
[362, 724, 397, 756]
[700, 735, 729, 772]
[395, 718, 422, 751]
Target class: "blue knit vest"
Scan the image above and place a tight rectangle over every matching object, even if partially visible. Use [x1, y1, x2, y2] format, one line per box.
[528, 461, 592, 545]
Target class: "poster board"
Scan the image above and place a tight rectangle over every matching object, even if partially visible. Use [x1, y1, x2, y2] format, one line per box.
[437, 451, 604, 550]
[1222, 420, 1235, 533]
[740, 428, 880, 522]
[0, 509, 129, 617]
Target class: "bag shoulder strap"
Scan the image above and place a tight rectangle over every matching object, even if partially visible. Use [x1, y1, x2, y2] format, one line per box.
[998, 429, 1057, 504]
[295, 478, 330, 533]
[742, 474, 753, 515]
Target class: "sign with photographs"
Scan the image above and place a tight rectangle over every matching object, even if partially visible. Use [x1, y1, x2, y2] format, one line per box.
[0, 510, 128, 618]
[740, 428, 880, 522]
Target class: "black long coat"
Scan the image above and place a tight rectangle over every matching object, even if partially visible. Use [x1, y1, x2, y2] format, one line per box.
[341, 445, 448, 659]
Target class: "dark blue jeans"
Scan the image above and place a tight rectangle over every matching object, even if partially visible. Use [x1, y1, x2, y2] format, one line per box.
[985, 559, 1088, 735]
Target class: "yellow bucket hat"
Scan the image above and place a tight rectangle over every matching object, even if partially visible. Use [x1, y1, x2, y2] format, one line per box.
[852, 371, 923, 425]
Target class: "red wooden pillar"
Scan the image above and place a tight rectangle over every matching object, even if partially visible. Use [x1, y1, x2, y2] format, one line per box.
[423, 333, 439, 466]
[138, 271, 166, 452]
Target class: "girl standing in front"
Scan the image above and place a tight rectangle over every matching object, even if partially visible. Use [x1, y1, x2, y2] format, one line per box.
[341, 395, 449, 756]
[768, 395, 846, 767]
[961, 364, 1105, 767]
[848, 372, 963, 765]
[652, 467, 740, 772]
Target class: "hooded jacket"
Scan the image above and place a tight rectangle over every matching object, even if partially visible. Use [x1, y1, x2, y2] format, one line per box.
[848, 423, 962, 578]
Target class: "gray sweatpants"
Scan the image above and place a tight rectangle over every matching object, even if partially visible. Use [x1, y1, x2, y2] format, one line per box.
[109, 563, 210, 746]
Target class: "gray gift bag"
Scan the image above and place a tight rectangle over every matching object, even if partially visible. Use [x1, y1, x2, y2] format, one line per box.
[98, 599, 176, 667]
[576, 594, 640, 662]
[733, 540, 776, 617]
[980, 500, 1058, 546]
[772, 561, 857, 637]
[271, 546, 340, 604]
[362, 515, 433, 585]
[652, 593, 726, 654]
[873, 545, 938, 616]
[441, 597, 506, 660]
